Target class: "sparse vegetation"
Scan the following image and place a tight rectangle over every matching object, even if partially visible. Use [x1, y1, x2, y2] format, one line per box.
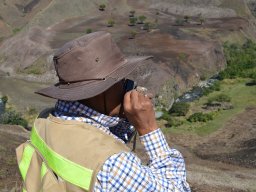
[199, 16, 205, 25]
[178, 52, 188, 62]
[175, 18, 185, 26]
[188, 112, 213, 122]
[12, 28, 21, 34]
[129, 17, 137, 26]
[107, 19, 115, 27]
[142, 22, 150, 31]
[86, 28, 92, 34]
[248, 1, 256, 17]
[1, 96, 8, 104]
[138, 15, 146, 24]
[220, 40, 256, 80]
[166, 117, 184, 127]
[24, 107, 38, 126]
[99, 4, 106, 11]
[21, 56, 47, 75]
[202, 81, 221, 96]
[0, 110, 28, 128]
[129, 30, 137, 39]
[184, 15, 190, 23]
[169, 102, 190, 116]
[207, 93, 231, 104]
[129, 10, 135, 17]
[246, 79, 256, 86]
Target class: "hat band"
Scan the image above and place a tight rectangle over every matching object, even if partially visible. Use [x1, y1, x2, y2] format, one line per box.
[59, 78, 106, 85]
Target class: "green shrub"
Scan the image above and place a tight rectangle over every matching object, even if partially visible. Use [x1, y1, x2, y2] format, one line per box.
[129, 17, 137, 26]
[188, 112, 213, 122]
[0, 110, 28, 128]
[129, 30, 137, 39]
[169, 102, 190, 116]
[207, 93, 231, 104]
[199, 17, 205, 25]
[129, 10, 135, 17]
[246, 79, 256, 86]
[1, 96, 8, 104]
[107, 19, 115, 27]
[12, 28, 21, 34]
[220, 40, 256, 80]
[166, 117, 184, 127]
[178, 53, 188, 62]
[175, 18, 185, 26]
[138, 15, 146, 24]
[99, 4, 106, 11]
[202, 81, 220, 96]
[184, 15, 190, 23]
[160, 109, 171, 121]
[86, 28, 92, 34]
[27, 107, 37, 116]
[142, 22, 150, 31]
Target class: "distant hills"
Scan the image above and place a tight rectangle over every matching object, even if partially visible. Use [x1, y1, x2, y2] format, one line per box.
[0, 0, 256, 107]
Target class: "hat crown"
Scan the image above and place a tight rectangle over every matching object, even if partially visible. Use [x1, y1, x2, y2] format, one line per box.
[54, 31, 125, 83]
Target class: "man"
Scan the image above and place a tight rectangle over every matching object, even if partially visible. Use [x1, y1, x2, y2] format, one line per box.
[16, 31, 190, 191]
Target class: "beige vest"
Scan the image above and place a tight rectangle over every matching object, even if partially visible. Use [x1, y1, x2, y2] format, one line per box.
[16, 115, 130, 192]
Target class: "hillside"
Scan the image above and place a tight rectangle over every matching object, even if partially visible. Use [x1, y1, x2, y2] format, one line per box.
[0, 1, 256, 191]
[1, 0, 256, 107]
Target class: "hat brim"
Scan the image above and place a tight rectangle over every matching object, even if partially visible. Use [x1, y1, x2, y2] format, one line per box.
[35, 55, 152, 101]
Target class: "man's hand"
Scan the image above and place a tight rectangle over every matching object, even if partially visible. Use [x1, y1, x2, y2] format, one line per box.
[123, 90, 158, 136]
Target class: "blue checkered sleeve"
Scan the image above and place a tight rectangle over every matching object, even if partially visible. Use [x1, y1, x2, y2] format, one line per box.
[94, 129, 191, 191]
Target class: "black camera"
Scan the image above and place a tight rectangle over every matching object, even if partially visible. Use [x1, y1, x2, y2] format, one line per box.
[123, 79, 137, 93]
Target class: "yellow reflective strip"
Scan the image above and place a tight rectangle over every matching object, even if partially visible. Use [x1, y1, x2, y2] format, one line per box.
[41, 162, 48, 179]
[30, 127, 93, 190]
[19, 144, 35, 181]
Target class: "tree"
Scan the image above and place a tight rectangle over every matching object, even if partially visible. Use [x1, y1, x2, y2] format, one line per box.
[0, 110, 28, 128]
[1, 96, 8, 104]
[107, 19, 115, 27]
[207, 94, 231, 104]
[199, 16, 205, 25]
[99, 4, 106, 11]
[138, 15, 146, 24]
[86, 28, 92, 34]
[175, 18, 185, 26]
[142, 22, 150, 31]
[129, 17, 137, 26]
[129, 30, 137, 39]
[188, 112, 213, 122]
[129, 10, 135, 17]
[169, 102, 190, 116]
[184, 15, 190, 23]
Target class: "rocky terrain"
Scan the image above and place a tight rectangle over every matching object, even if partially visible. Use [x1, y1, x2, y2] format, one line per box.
[0, 0, 256, 191]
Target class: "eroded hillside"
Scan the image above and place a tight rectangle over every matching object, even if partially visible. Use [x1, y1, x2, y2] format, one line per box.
[0, 0, 256, 107]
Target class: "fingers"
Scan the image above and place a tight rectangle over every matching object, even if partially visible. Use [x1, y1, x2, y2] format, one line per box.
[123, 91, 131, 112]
[130, 90, 139, 105]
[124, 89, 153, 111]
[145, 93, 153, 99]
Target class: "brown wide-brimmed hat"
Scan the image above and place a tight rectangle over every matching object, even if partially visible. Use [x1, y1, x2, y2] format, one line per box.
[36, 31, 152, 101]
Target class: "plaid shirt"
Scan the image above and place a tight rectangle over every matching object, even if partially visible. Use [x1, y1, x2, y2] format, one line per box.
[54, 100, 190, 192]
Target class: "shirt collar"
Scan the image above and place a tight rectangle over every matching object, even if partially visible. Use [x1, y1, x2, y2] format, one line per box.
[54, 100, 135, 143]
[55, 100, 122, 127]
